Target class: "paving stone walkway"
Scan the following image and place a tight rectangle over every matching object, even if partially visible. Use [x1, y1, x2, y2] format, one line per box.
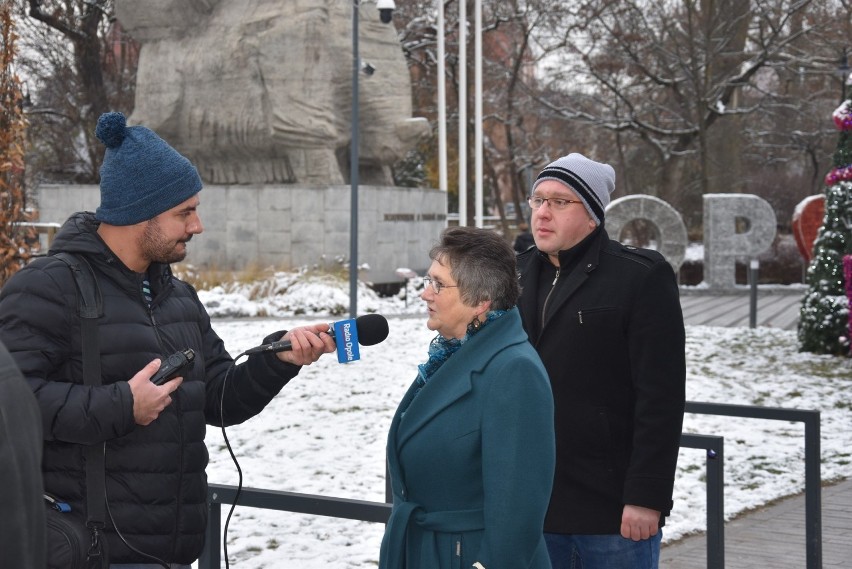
[679, 286, 804, 330]
[660, 477, 852, 567]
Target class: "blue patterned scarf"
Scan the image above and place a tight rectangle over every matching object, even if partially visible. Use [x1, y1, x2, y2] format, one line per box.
[416, 309, 507, 387]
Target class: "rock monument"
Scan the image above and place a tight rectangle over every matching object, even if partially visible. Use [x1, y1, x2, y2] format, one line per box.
[29, 0, 447, 284]
[116, 0, 428, 186]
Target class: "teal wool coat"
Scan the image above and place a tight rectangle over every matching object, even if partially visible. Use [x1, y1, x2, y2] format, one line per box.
[379, 308, 555, 569]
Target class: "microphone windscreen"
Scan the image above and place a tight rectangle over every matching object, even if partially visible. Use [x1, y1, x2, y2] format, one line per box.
[355, 314, 389, 346]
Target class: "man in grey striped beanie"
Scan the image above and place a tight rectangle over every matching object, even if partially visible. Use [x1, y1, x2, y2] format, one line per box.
[531, 152, 615, 226]
[516, 152, 686, 569]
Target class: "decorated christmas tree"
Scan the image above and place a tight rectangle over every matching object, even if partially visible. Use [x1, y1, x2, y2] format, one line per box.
[798, 100, 852, 356]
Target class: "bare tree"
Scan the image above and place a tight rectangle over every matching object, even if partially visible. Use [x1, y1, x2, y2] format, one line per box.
[538, 0, 836, 231]
[396, 0, 580, 229]
[13, 0, 136, 184]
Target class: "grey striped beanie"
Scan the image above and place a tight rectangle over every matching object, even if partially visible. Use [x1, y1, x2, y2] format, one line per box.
[531, 153, 615, 225]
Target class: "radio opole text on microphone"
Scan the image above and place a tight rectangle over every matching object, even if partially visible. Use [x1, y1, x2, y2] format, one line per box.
[334, 319, 360, 363]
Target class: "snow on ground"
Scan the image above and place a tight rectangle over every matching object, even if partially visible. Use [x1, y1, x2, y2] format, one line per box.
[184, 270, 850, 568]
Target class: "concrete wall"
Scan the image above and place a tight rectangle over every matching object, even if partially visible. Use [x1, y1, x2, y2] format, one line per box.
[36, 186, 783, 291]
[35, 184, 447, 284]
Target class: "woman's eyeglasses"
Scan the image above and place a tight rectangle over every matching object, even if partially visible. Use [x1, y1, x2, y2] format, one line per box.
[423, 276, 458, 294]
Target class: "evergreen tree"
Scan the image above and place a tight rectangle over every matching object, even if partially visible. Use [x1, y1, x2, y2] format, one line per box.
[798, 100, 852, 356]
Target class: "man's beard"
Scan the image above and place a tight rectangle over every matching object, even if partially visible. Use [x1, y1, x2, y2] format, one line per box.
[140, 218, 190, 265]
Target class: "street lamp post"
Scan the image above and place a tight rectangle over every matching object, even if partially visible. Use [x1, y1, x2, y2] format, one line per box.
[350, 2, 361, 319]
[437, 0, 447, 193]
[350, 0, 395, 318]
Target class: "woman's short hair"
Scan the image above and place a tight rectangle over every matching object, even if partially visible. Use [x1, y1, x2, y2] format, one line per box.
[429, 226, 520, 310]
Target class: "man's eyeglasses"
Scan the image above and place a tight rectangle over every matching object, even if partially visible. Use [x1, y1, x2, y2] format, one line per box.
[528, 196, 584, 210]
[423, 276, 458, 294]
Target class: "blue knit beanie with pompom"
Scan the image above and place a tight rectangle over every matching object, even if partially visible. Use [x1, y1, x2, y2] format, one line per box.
[94, 112, 202, 225]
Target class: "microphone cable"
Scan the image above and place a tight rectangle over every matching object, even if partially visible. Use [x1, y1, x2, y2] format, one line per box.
[106, 503, 170, 569]
[219, 321, 389, 566]
[219, 355, 247, 569]
[105, 470, 171, 569]
[99, 354, 249, 569]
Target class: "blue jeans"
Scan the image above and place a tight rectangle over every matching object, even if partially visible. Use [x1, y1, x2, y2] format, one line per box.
[544, 531, 662, 569]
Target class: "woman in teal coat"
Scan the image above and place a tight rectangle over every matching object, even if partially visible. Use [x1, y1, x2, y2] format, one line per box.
[380, 227, 556, 569]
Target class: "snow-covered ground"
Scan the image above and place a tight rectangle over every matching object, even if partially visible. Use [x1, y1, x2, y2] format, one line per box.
[185, 270, 850, 568]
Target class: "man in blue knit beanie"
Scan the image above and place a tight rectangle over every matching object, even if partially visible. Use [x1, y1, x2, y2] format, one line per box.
[0, 112, 337, 567]
[92, 111, 206, 267]
[95, 111, 203, 226]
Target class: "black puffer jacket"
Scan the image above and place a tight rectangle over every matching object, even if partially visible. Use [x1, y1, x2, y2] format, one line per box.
[0, 212, 303, 564]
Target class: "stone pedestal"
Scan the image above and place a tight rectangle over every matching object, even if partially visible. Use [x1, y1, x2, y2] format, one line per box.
[35, 184, 446, 284]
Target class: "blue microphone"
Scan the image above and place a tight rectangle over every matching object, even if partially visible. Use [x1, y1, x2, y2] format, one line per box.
[243, 314, 389, 363]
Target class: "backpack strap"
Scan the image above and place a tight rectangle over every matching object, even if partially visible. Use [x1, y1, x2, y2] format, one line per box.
[53, 252, 102, 320]
[51, 253, 107, 542]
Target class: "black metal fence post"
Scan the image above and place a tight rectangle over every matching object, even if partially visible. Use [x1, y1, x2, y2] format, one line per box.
[199, 495, 222, 569]
[803, 410, 823, 569]
[681, 434, 725, 568]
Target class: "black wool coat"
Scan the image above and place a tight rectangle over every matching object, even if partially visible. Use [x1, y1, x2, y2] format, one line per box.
[517, 227, 686, 535]
[0, 212, 302, 564]
[0, 340, 45, 569]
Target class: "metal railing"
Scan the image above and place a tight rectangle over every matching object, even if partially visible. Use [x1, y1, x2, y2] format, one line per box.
[200, 487, 391, 569]
[684, 401, 822, 569]
[199, 402, 821, 569]
[680, 433, 725, 569]
[16, 221, 61, 254]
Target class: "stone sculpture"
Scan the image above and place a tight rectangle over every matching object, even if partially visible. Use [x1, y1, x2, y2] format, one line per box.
[116, 0, 428, 186]
[606, 195, 688, 272]
[703, 193, 777, 289]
